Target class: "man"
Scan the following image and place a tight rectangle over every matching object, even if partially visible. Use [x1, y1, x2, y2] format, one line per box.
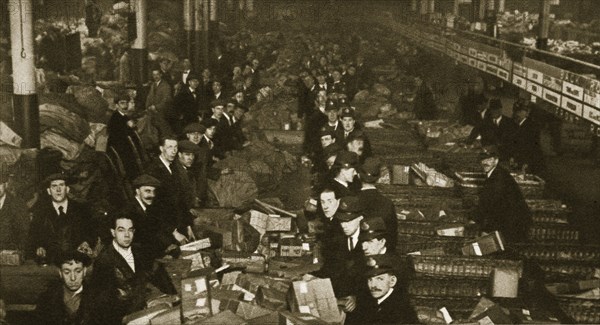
[476, 147, 532, 243]
[179, 58, 194, 86]
[324, 100, 342, 136]
[200, 118, 223, 163]
[158, 58, 174, 87]
[481, 99, 517, 161]
[146, 68, 174, 137]
[184, 122, 205, 146]
[338, 107, 372, 159]
[35, 250, 93, 325]
[330, 151, 360, 198]
[174, 73, 202, 131]
[107, 93, 138, 179]
[347, 255, 418, 325]
[0, 172, 29, 251]
[413, 76, 438, 120]
[230, 104, 248, 150]
[90, 215, 147, 324]
[316, 71, 329, 92]
[467, 95, 491, 143]
[315, 188, 343, 249]
[459, 76, 486, 126]
[298, 75, 317, 119]
[344, 65, 359, 100]
[357, 158, 398, 251]
[511, 103, 545, 176]
[175, 140, 201, 210]
[208, 99, 234, 153]
[29, 173, 95, 263]
[182, 123, 210, 205]
[330, 70, 346, 95]
[145, 137, 194, 246]
[303, 90, 330, 158]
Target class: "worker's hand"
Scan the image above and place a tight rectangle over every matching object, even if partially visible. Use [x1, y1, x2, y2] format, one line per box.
[186, 226, 196, 241]
[164, 244, 179, 254]
[304, 198, 317, 213]
[126, 120, 136, 128]
[301, 274, 316, 282]
[148, 105, 156, 111]
[173, 229, 188, 244]
[221, 168, 232, 175]
[36, 247, 46, 257]
[340, 296, 357, 312]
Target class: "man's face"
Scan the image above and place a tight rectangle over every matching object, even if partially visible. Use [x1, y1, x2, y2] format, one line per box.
[320, 135, 335, 148]
[178, 152, 195, 168]
[205, 126, 217, 139]
[342, 116, 355, 131]
[347, 139, 364, 157]
[202, 68, 211, 79]
[480, 157, 498, 174]
[235, 92, 244, 102]
[226, 103, 236, 115]
[188, 79, 200, 90]
[252, 59, 259, 69]
[160, 139, 178, 162]
[182, 59, 192, 70]
[0, 182, 7, 198]
[303, 76, 314, 88]
[317, 91, 327, 105]
[368, 273, 396, 299]
[135, 186, 156, 206]
[47, 180, 69, 203]
[151, 70, 162, 82]
[59, 260, 86, 292]
[159, 60, 169, 71]
[111, 218, 134, 249]
[212, 82, 221, 93]
[233, 107, 245, 120]
[332, 71, 341, 82]
[187, 132, 202, 145]
[116, 100, 129, 114]
[327, 110, 339, 123]
[325, 155, 337, 170]
[341, 216, 362, 236]
[319, 191, 339, 218]
[212, 105, 224, 119]
[317, 75, 326, 84]
[339, 167, 356, 183]
[362, 238, 386, 256]
[348, 67, 356, 76]
[514, 110, 528, 123]
[490, 109, 501, 119]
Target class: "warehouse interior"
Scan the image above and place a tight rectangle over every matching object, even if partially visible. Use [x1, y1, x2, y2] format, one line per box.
[1, 0, 600, 324]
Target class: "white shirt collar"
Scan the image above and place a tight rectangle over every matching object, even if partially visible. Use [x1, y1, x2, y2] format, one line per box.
[334, 178, 348, 188]
[52, 200, 68, 215]
[349, 228, 360, 249]
[480, 109, 487, 119]
[112, 240, 135, 272]
[487, 166, 497, 178]
[519, 118, 527, 126]
[0, 194, 6, 210]
[361, 184, 377, 190]
[159, 155, 172, 174]
[328, 121, 338, 129]
[135, 196, 147, 212]
[377, 288, 394, 305]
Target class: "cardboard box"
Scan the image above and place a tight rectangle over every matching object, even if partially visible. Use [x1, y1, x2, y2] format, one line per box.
[220, 299, 273, 320]
[250, 210, 293, 235]
[256, 286, 288, 310]
[211, 288, 245, 302]
[510, 308, 560, 324]
[491, 267, 519, 298]
[462, 231, 505, 256]
[221, 252, 266, 273]
[0, 250, 23, 266]
[180, 269, 213, 322]
[436, 226, 465, 237]
[287, 278, 342, 324]
[193, 310, 247, 325]
[150, 306, 181, 325]
[247, 311, 279, 325]
[546, 279, 600, 295]
[198, 225, 233, 249]
[278, 311, 330, 325]
[180, 238, 211, 252]
[236, 273, 290, 294]
[123, 303, 171, 325]
[468, 297, 512, 324]
[307, 220, 324, 234]
[279, 238, 304, 257]
[181, 251, 205, 271]
[220, 284, 256, 301]
[392, 165, 411, 185]
[268, 258, 322, 279]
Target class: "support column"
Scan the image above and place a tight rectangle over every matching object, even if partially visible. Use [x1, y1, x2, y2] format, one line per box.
[428, 0, 435, 13]
[478, 0, 486, 20]
[130, 0, 148, 87]
[184, 0, 193, 61]
[537, 0, 551, 50]
[202, 0, 210, 68]
[497, 0, 505, 13]
[246, 0, 255, 18]
[453, 0, 460, 16]
[194, 0, 203, 71]
[411, 0, 417, 12]
[486, 0, 497, 37]
[9, 0, 39, 149]
[209, 0, 218, 62]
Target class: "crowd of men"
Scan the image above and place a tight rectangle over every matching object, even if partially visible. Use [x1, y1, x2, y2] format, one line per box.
[0, 26, 537, 325]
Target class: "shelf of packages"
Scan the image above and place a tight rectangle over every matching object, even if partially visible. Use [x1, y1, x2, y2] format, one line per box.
[513, 244, 600, 263]
[455, 171, 546, 199]
[396, 235, 471, 256]
[556, 297, 600, 324]
[410, 296, 527, 321]
[527, 224, 580, 242]
[408, 276, 490, 298]
[410, 255, 523, 279]
[396, 208, 473, 223]
[378, 153, 444, 169]
[537, 261, 600, 282]
[388, 195, 466, 210]
[395, 220, 479, 238]
[377, 183, 460, 198]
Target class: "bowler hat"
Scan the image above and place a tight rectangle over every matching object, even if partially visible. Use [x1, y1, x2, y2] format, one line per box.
[359, 217, 388, 242]
[358, 157, 382, 184]
[334, 151, 359, 168]
[132, 174, 161, 188]
[335, 196, 363, 222]
[183, 123, 206, 134]
[178, 140, 200, 153]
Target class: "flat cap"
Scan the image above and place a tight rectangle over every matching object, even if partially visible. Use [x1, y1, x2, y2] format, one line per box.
[202, 118, 219, 128]
[210, 99, 227, 108]
[178, 140, 200, 153]
[186, 74, 200, 82]
[365, 254, 396, 278]
[334, 151, 359, 168]
[183, 122, 206, 134]
[335, 196, 363, 222]
[319, 127, 335, 138]
[323, 142, 343, 158]
[44, 173, 71, 187]
[358, 157, 382, 184]
[132, 174, 161, 188]
[359, 217, 388, 241]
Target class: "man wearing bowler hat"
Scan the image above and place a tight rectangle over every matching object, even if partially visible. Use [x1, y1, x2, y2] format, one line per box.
[174, 73, 202, 130]
[175, 140, 201, 210]
[29, 173, 96, 263]
[476, 146, 532, 243]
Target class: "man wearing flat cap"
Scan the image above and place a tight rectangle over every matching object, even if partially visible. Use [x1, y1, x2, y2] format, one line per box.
[174, 73, 202, 132]
[0, 171, 29, 252]
[357, 157, 398, 251]
[200, 118, 223, 163]
[329, 151, 360, 198]
[29, 173, 96, 263]
[476, 146, 532, 243]
[183, 122, 205, 146]
[346, 254, 418, 325]
[175, 140, 201, 210]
